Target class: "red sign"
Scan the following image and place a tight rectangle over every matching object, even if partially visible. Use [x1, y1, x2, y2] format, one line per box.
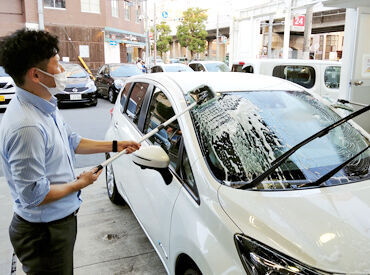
[293, 15, 305, 27]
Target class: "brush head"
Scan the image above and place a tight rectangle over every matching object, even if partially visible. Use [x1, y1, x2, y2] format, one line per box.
[186, 84, 218, 106]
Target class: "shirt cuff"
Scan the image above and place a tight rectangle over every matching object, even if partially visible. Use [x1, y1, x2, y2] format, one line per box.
[69, 132, 82, 152]
[18, 177, 51, 209]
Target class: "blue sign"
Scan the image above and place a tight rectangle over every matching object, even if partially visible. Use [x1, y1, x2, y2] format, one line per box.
[109, 40, 117, 46]
[162, 11, 168, 19]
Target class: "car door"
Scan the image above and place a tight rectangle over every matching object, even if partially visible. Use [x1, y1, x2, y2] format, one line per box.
[115, 81, 183, 262]
[95, 65, 105, 94]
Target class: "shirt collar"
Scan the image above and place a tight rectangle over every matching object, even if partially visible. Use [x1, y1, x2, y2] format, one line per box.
[16, 87, 57, 115]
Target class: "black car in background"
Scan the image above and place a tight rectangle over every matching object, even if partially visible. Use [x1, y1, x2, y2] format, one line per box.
[55, 62, 97, 107]
[95, 63, 143, 103]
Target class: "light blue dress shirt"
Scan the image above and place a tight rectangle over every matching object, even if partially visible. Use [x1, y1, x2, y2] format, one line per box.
[0, 87, 82, 222]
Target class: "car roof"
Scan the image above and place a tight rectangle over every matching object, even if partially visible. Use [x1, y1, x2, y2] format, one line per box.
[189, 60, 225, 65]
[233, 58, 341, 65]
[128, 72, 303, 96]
[156, 64, 189, 68]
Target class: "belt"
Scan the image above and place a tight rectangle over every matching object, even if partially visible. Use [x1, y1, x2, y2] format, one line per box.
[14, 208, 79, 224]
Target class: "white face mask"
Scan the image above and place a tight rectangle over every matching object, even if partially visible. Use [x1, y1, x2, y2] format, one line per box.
[37, 68, 67, 96]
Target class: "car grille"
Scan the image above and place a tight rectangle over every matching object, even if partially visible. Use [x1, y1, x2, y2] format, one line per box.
[64, 87, 88, 93]
[0, 98, 12, 105]
[0, 83, 13, 89]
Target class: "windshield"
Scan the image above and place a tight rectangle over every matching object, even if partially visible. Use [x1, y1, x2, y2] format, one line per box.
[191, 91, 369, 190]
[165, 65, 193, 72]
[64, 64, 88, 78]
[111, 65, 143, 77]
[0, 66, 10, 77]
[204, 62, 230, 72]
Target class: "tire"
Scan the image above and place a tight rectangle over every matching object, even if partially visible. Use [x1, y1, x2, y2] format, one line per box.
[176, 258, 202, 275]
[108, 88, 117, 103]
[105, 154, 125, 205]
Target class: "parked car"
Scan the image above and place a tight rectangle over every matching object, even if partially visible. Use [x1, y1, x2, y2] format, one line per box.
[189, 61, 230, 72]
[54, 62, 97, 107]
[95, 63, 143, 103]
[231, 59, 341, 102]
[104, 72, 370, 274]
[0, 66, 16, 110]
[151, 64, 193, 73]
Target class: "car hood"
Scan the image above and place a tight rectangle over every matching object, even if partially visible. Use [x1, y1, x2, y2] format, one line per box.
[65, 77, 90, 88]
[218, 180, 370, 273]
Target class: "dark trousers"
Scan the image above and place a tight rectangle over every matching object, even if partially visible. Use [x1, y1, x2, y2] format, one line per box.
[9, 212, 77, 275]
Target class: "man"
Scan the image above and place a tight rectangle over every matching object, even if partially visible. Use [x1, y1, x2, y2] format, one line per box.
[0, 29, 140, 274]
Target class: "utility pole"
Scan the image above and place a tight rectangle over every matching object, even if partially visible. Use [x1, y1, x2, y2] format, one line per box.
[303, 5, 313, 59]
[283, 0, 292, 59]
[268, 16, 273, 57]
[37, 0, 44, 30]
[153, 2, 157, 65]
[145, 0, 149, 65]
[216, 13, 219, 61]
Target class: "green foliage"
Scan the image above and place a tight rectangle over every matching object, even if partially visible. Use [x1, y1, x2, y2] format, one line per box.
[151, 22, 172, 58]
[176, 7, 208, 58]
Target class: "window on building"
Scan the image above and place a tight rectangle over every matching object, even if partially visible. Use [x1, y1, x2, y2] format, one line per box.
[123, 1, 130, 20]
[111, 0, 118, 17]
[44, 0, 65, 8]
[81, 0, 100, 13]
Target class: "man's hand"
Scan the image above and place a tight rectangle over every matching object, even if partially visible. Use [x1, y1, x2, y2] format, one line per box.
[117, 140, 141, 154]
[76, 167, 103, 189]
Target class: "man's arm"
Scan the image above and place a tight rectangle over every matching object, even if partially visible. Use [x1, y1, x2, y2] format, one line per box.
[39, 167, 102, 205]
[75, 138, 140, 154]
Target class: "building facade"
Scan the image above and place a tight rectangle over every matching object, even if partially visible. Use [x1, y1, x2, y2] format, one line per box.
[0, 0, 145, 72]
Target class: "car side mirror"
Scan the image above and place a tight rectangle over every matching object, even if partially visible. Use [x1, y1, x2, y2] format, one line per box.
[132, 146, 173, 185]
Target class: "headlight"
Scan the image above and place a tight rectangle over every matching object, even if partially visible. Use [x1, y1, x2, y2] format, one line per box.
[234, 234, 337, 275]
[114, 79, 124, 89]
[86, 80, 96, 91]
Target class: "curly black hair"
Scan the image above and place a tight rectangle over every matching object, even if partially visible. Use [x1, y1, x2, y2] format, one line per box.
[0, 29, 59, 86]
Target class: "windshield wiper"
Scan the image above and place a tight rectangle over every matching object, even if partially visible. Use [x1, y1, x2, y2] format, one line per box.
[298, 145, 369, 188]
[238, 104, 370, 190]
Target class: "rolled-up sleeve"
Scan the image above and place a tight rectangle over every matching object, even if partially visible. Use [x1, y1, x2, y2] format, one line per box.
[7, 126, 50, 208]
[64, 122, 81, 152]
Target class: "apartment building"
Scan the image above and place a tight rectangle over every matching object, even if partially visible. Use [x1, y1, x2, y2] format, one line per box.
[0, 0, 145, 72]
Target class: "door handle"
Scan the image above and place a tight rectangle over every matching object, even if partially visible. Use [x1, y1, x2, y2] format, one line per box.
[354, 80, 363, 86]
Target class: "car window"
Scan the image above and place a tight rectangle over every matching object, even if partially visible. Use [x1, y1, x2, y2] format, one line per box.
[189, 64, 197, 71]
[64, 64, 88, 78]
[190, 90, 369, 190]
[144, 88, 182, 167]
[104, 66, 109, 75]
[242, 65, 254, 73]
[151, 66, 158, 73]
[324, 66, 341, 89]
[204, 62, 230, 72]
[97, 66, 105, 75]
[110, 64, 142, 77]
[125, 82, 149, 125]
[120, 83, 132, 113]
[198, 64, 206, 71]
[272, 65, 316, 89]
[181, 148, 199, 201]
[232, 64, 243, 72]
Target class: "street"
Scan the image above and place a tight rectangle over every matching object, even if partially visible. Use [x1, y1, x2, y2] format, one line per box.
[0, 98, 166, 275]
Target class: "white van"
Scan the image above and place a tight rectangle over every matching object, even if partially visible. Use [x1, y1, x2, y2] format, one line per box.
[231, 59, 341, 102]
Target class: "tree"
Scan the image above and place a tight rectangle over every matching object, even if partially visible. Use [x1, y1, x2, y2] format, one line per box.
[176, 7, 208, 59]
[152, 22, 172, 59]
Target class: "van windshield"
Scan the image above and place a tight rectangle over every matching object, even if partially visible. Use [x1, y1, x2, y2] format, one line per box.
[190, 91, 369, 190]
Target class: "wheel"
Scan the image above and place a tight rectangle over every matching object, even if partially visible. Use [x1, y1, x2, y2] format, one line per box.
[105, 154, 125, 205]
[108, 88, 117, 103]
[176, 258, 202, 275]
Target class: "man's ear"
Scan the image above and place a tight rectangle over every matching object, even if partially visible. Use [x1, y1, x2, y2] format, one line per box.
[27, 67, 40, 84]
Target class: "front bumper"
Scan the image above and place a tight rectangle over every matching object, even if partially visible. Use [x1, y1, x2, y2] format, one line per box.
[0, 88, 16, 109]
[55, 91, 98, 105]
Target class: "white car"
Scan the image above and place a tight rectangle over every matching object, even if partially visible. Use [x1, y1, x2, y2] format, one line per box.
[0, 66, 16, 109]
[105, 72, 370, 274]
[189, 61, 230, 72]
